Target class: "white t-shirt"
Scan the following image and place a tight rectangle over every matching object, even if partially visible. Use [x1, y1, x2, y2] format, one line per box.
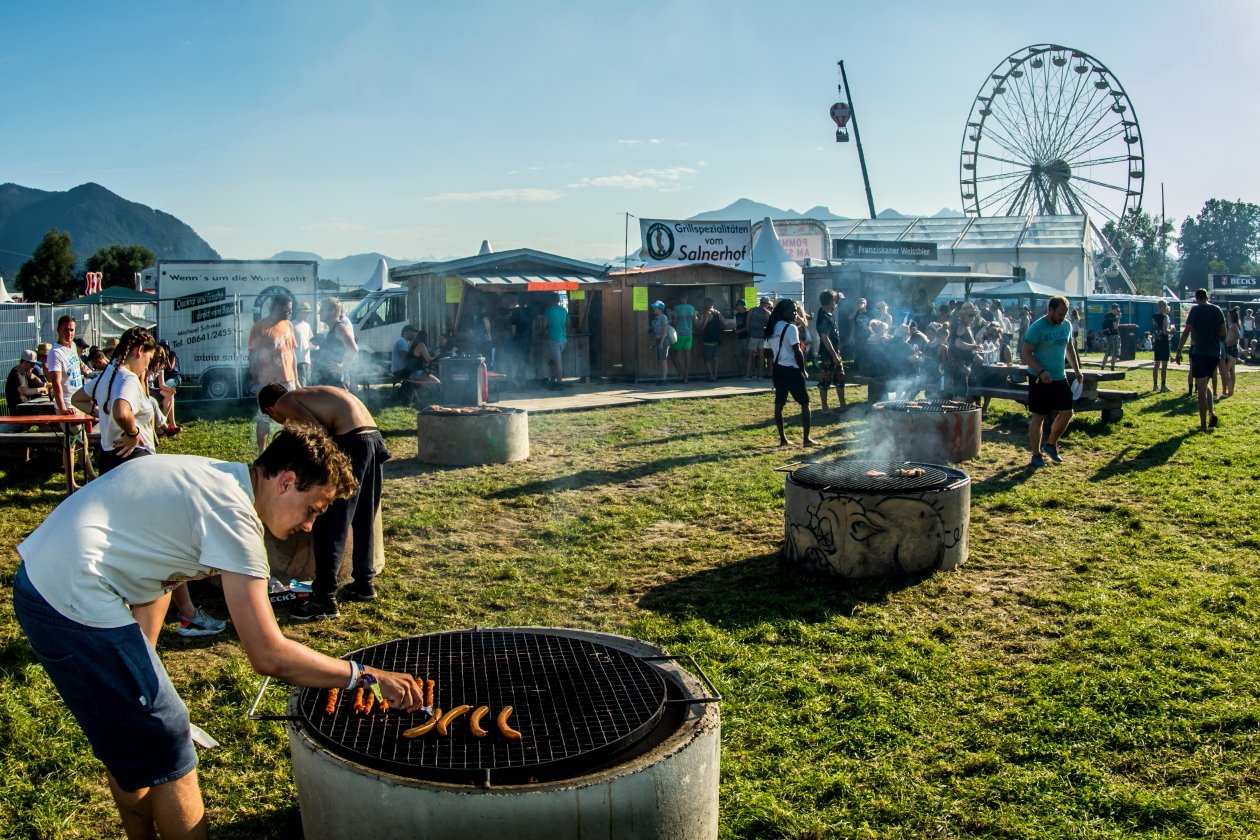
[44, 343, 83, 406]
[19, 455, 269, 628]
[90, 363, 157, 453]
[292, 319, 314, 365]
[771, 322, 801, 367]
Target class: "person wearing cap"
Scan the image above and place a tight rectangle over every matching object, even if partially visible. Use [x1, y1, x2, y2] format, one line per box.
[648, 301, 671, 384]
[1021, 295, 1083, 468]
[3, 350, 48, 431]
[33, 342, 53, 384]
[292, 301, 314, 387]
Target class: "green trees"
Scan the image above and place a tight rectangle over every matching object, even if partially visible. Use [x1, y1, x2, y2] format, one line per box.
[15, 230, 78, 303]
[1177, 199, 1260, 290]
[85, 244, 155, 290]
[1102, 211, 1177, 296]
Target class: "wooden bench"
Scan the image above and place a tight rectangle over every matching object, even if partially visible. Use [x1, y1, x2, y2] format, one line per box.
[0, 431, 102, 459]
[966, 382, 1137, 422]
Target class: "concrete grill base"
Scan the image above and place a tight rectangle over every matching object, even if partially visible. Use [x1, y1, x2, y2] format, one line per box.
[416, 407, 529, 466]
[869, 402, 982, 463]
[783, 465, 971, 577]
[287, 630, 719, 840]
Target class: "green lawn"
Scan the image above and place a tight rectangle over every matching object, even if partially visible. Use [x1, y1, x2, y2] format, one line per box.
[1, 367, 1258, 839]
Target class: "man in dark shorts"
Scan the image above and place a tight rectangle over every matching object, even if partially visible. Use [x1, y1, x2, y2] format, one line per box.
[1100, 303, 1121, 370]
[1021, 295, 1083, 468]
[1175, 288, 1225, 432]
[814, 289, 847, 412]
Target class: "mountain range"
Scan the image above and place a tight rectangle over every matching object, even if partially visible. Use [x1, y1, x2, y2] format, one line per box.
[0, 182, 219, 283]
[0, 181, 963, 289]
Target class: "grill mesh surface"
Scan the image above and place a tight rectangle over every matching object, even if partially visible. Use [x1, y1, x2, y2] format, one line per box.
[790, 460, 955, 492]
[872, 399, 976, 414]
[294, 629, 668, 783]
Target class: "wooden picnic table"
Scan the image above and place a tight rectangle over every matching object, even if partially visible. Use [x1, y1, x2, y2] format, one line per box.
[0, 412, 98, 487]
[969, 364, 1136, 422]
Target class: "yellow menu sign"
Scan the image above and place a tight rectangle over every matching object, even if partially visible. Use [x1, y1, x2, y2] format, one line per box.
[744, 287, 757, 308]
[632, 286, 649, 311]
[445, 277, 463, 304]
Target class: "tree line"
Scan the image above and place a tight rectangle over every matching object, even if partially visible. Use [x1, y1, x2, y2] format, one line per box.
[14, 230, 154, 302]
[1102, 198, 1259, 296]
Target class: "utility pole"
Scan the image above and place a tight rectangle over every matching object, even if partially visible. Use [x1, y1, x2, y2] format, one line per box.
[837, 60, 877, 220]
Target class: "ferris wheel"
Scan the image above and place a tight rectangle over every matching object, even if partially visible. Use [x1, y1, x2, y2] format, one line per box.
[960, 44, 1144, 226]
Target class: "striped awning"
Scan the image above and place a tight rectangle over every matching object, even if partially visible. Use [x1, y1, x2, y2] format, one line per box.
[461, 274, 608, 290]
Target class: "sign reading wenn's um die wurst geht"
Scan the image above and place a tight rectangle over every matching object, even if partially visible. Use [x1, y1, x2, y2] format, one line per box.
[833, 239, 938, 262]
[639, 219, 752, 270]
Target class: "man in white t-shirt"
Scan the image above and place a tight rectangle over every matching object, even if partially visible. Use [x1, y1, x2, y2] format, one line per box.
[44, 314, 96, 492]
[12, 426, 426, 839]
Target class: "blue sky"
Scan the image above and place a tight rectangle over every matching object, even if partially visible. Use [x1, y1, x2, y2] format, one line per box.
[2, 0, 1256, 264]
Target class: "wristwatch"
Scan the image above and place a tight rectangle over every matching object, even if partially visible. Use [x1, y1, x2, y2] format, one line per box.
[123, 428, 139, 438]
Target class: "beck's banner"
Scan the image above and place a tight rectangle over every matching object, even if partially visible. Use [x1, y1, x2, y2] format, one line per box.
[639, 219, 752, 270]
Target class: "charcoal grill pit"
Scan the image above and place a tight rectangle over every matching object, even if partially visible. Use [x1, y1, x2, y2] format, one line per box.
[416, 405, 529, 466]
[271, 628, 721, 840]
[783, 459, 970, 578]
[870, 399, 981, 463]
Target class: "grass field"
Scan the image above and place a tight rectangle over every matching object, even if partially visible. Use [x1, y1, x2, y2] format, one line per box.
[1, 359, 1258, 839]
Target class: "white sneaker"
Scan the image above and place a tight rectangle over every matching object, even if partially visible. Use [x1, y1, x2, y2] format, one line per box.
[177, 606, 227, 637]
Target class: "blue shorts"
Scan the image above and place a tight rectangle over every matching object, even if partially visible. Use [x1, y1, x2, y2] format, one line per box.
[12, 564, 197, 792]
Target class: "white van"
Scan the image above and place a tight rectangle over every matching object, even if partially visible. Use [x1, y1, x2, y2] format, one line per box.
[347, 288, 409, 372]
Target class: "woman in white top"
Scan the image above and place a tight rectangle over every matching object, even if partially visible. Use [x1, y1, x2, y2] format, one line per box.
[90, 327, 158, 474]
[765, 299, 816, 447]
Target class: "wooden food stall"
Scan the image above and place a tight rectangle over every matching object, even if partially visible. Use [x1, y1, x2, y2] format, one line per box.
[391, 249, 610, 383]
[600, 264, 761, 381]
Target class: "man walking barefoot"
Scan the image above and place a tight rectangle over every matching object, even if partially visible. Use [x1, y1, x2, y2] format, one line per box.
[1021, 296, 1083, 468]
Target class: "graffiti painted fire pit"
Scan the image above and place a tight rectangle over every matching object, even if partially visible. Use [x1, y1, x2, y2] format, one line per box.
[416, 405, 529, 466]
[783, 460, 970, 578]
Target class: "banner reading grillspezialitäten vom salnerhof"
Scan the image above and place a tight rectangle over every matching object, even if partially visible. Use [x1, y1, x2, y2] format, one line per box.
[639, 219, 752, 270]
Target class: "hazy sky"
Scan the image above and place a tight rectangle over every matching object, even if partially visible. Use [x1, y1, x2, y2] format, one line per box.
[3, 0, 1256, 264]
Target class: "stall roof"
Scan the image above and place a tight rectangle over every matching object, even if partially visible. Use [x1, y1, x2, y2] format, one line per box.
[462, 273, 608, 287]
[861, 270, 1016, 281]
[392, 247, 608, 280]
[828, 214, 1089, 252]
[608, 264, 760, 278]
[971, 279, 1066, 298]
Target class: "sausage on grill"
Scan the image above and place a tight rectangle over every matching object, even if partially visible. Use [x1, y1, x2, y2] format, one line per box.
[436, 705, 472, 736]
[402, 709, 442, 738]
[497, 705, 522, 740]
[469, 705, 490, 737]
[324, 688, 339, 715]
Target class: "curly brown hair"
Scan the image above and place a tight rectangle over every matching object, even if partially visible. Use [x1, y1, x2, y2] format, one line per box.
[254, 422, 357, 500]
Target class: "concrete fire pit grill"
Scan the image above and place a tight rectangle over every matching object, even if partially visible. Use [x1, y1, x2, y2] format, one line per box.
[416, 405, 529, 466]
[869, 399, 981, 463]
[783, 460, 970, 578]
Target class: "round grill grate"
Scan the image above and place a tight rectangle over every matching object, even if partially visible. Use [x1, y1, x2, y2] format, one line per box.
[293, 629, 668, 784]
[872, 399, 977, 414]
[790, 460, 957, 492]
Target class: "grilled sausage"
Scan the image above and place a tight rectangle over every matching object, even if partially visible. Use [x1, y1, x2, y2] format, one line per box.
[469, 705, 491, 738]
[424, 679, 436, 709]
[353, 687, 365, 714]
[436, 704, 472, 736]
[497, 705, 522, 740]
[364, 691, 376, 715]
[324, 688, 340, 715]
[402, 709, 442, 738]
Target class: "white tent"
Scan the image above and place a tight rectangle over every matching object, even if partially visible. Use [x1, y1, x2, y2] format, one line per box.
[478, 239, 493, 255]
[750, 217, 804, 301]
[0, 276, 15, 304]
[361, 257, 398, 291]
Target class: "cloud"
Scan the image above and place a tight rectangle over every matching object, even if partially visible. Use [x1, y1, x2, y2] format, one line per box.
[617, 138, 665, 146]
[570, 166, 698, 192]
[425, 188, 564, 202]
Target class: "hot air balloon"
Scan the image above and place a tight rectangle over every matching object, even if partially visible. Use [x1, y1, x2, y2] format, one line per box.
[830, 102, 851, 142]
